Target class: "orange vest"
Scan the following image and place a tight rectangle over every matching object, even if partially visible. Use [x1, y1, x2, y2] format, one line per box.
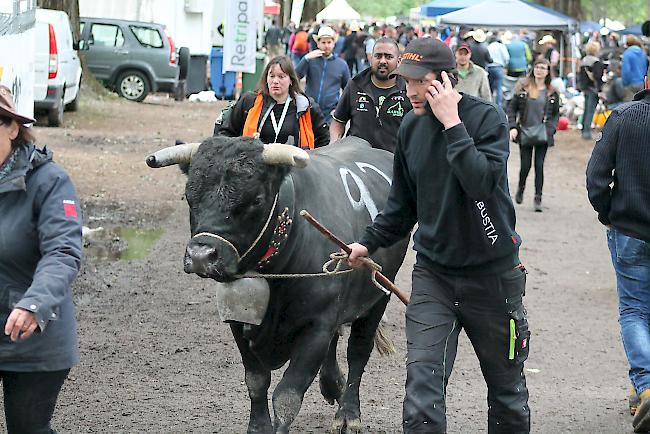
[242, 93, 314, 149]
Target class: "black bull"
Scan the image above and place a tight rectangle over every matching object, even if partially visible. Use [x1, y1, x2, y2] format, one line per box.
[147, 135, 408, 433]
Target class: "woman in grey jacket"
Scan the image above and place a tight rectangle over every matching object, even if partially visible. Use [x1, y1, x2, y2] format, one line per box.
[0, 85, 82, 433]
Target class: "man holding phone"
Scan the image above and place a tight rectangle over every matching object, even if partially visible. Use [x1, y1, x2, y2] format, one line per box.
[346, 38, 530, 433]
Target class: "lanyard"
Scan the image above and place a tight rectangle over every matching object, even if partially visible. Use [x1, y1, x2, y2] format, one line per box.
[269, 95, 291, 143]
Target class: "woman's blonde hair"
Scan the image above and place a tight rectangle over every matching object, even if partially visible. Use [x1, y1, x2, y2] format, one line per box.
[585, 41, 600, 56]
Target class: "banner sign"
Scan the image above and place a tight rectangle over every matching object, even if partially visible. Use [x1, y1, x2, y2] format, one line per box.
[290, 0, 305, 27]
[222, 0, 260, 74]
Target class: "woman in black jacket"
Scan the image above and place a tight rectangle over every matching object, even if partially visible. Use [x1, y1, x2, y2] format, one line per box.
[507, 58, 560, 212]
[216, 55, 329, 149]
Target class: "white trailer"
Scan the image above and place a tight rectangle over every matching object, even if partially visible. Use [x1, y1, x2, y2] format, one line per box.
[0, 0, 36, 120]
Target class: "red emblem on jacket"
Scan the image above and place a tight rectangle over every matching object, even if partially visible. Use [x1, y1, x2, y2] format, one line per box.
[63, 200, 77, 218]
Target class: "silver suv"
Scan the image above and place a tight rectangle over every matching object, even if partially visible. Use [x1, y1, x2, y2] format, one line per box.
[79, 17, 188, 102]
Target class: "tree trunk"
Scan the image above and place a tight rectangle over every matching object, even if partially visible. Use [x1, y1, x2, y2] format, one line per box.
[37, 0, 109, 96]
[302, 0, 326, 24]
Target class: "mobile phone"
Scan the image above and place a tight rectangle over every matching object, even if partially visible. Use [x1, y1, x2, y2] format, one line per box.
[446, 72, 458, 87]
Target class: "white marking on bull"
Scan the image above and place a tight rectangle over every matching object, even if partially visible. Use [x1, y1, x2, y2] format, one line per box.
[339, 162, 392, 220]
[355, 162, 392, 185]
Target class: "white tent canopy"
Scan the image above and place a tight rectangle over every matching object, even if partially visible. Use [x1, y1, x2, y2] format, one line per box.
[316, 0, 361, 22]
[438, 0, 577, 30]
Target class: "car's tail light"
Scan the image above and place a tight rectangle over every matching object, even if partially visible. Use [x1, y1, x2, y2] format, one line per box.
[48, 23, 58, 79]
[166, 33, 176, 65]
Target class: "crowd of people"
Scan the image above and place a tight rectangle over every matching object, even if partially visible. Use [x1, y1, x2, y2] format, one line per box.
[214, 17, 650, 433]
[0, 13, 646, 434]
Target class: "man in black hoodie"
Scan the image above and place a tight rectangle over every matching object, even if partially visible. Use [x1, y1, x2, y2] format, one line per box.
[347, 38, 530, 433]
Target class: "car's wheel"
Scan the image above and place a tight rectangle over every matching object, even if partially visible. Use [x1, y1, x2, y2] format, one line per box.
[178, 47, 190, 81]
[65, 78, 81, 112]
[117, 70, 149, 102]
[48, 92, 64, 127]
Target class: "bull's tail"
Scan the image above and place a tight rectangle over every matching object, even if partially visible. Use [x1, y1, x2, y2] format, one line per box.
[374, 322, 396, 356]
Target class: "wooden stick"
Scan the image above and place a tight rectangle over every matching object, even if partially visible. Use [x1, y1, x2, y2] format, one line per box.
[299, 210, 410, 305]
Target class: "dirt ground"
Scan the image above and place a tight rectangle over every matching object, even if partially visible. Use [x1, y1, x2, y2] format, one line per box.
[10, 91, 635, 433]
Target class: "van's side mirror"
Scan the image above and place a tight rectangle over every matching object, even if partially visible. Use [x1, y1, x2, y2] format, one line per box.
[78, 39, 90, 50]
[73, 40, 79, 50]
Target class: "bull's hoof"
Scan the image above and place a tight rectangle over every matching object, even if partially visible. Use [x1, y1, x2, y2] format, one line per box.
[331, 409, 362, 433]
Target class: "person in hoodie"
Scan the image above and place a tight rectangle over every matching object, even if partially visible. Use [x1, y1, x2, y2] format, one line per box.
[345, 38, 530, 434]
[621, 35, 648, 101]
[330, 37, 412, 152]
[0, 85, 82, 433]
[296, 25, 351, 124]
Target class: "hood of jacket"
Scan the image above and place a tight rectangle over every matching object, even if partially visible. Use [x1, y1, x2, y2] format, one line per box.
[0, 143, 53, 194]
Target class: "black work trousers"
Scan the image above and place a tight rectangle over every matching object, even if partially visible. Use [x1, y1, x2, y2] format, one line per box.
[518, 145, 548, 196]
[403, 264, 530, 434]
[0, 369, 69, 434]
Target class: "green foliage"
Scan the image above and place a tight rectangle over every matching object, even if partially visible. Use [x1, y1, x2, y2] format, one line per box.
[335, 0, 647, 24]
[580, 0, 648, 26]
[346, 0, 422, 18]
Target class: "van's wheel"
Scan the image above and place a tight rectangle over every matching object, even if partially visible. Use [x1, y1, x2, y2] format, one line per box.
[117, 70, 149, 102]
[178, 47, 190, 81]
[48, 93, 64, 127]
[65, 78, 81, 112]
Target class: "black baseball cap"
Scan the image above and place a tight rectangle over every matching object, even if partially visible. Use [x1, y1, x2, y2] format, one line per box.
[391, 38, 456, 79]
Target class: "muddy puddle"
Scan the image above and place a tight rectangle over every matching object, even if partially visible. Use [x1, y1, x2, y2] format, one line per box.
[82, 226, 163, 261]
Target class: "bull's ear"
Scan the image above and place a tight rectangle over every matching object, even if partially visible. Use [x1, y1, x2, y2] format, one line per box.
[262, 144, 309, 168]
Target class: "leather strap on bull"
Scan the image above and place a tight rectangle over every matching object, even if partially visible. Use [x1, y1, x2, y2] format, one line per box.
[243, 93, 315, 150]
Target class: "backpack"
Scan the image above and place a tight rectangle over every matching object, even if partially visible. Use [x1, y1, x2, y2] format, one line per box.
[213, 101, 236, 135]
[293, 31, 309, 53]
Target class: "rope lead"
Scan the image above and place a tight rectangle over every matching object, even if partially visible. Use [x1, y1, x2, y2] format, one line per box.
[237, 252, 391, 296]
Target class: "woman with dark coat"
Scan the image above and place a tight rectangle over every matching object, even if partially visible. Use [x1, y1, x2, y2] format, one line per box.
[507, 57, 560, 212]
[0, 85, 82, 433]
[217, 55, 329, 149]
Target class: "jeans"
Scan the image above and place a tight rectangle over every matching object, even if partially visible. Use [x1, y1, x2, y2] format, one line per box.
[488, 65, 505, 108]
[403, 265, 530, 433]
[582, 90, 598, 139]
[0, 369, 70, 434]
[518, 145, 548, 196]
[607, 228, 650, 395]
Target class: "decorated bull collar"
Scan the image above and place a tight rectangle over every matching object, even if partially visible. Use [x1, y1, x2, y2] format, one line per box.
[257, 175, 295, 268]
[190, 175, 294, 272]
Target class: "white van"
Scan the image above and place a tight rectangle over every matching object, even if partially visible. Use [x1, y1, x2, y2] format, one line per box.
[34, 9, 82, 127]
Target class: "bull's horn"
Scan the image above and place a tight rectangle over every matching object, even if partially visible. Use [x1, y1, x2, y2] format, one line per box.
[262, 144, 309, 168]
[146, 143, 201, 168]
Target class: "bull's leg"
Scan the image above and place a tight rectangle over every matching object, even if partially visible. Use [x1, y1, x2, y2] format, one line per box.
[332, 298, 388, 434]
[231, 324, 273, 434]
[319, 334, 345, 405]
[272, 329, 333, 433]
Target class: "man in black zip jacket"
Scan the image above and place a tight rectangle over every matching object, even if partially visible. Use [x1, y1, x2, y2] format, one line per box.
[347, 38, 530, 433]
[330, 37, 412, 152]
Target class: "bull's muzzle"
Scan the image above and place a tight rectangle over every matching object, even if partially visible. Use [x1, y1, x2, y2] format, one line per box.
[184, 236, 239, 282]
